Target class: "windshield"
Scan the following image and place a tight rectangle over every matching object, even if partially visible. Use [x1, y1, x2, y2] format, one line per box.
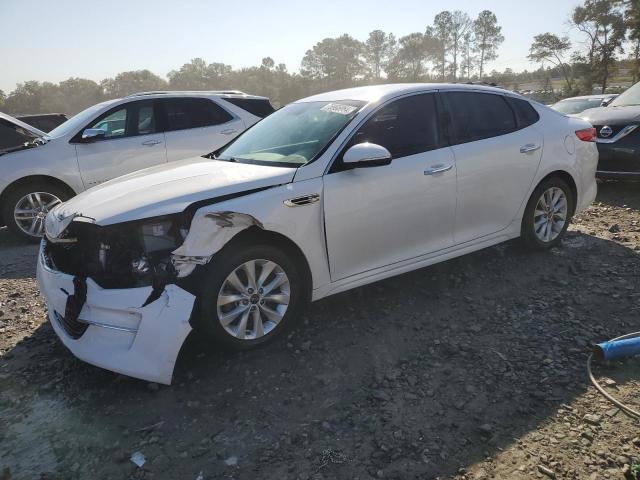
[609, 82, 640, 107]
[553, 98, 604, 115]
[217, 100, 365, 167]
[47, 100, 116, 138]
[0, 118, 41, 154]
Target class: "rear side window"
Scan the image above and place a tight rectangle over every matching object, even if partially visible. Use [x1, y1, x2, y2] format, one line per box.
[443, 92, 517, 145]
[344, 93, 440, 160]
[162, 98, 233, 131]
[507, 97, 540, 128]
[223, 97, 275, 118]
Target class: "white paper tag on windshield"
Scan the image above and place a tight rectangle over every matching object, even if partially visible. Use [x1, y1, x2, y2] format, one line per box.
[321, 103, 357, 115]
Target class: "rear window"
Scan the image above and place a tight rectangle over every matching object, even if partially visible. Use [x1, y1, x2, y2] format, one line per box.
[162, 98, 233, 131]
[507, 97, 540, 127]
[223, 97, 275, 118]
[443, 92, 517, 145]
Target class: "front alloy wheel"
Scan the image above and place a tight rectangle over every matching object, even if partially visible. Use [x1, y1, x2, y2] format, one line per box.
[198, 242, 305, 349]
[217, 259, 290, 340]
[14, 191, 63, 238]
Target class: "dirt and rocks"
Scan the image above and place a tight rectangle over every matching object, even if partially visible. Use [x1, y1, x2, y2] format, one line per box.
[1, 181, 639, 480]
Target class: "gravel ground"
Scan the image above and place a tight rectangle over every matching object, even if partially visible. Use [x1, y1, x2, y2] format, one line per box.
[0, 181, 639, 480]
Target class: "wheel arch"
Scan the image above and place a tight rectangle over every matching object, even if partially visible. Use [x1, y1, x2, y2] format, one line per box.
[535, 170, 578, 215]
[0, 175, 77, 225]
[228, 226, 314, 302]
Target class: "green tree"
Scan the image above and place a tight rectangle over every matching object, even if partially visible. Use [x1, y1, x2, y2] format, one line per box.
[102, 70, 168, 97]
[461, 31, 476, 80]
[4, 81, 58, 114]
[363, 30, 397, 80]
[301, 34, 365, 87]
[572, 0, 626, 93]
[167, 58, 232, 90]
[386, 32, 437, 81]
[449, 11, 473, 81]
[528, 33, 574, 92]
[625, 0, 640, 81]
[473, 10, 504, 80]
[432, 11, 453, 80]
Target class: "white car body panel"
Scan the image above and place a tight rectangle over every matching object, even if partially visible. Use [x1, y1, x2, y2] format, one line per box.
[1, 92, 265, 225]
[164, 118, 244, 163]
[37, 252, 194, 385]
[37, 84, 598, 384]
[75, 132, 168, 187]
[323, 147, 457, 280]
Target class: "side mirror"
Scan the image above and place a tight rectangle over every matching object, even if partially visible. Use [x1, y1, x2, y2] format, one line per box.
[343, 143, 392, 168]
[81, 128, 107, 142]
[601, 98, 614, 107]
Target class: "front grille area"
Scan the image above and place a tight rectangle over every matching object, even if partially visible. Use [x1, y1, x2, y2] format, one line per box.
[594, 125, 630, 140]
[53, 311, 88, 339]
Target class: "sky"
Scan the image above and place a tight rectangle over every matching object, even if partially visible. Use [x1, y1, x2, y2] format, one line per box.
[0, 0, 585, 93]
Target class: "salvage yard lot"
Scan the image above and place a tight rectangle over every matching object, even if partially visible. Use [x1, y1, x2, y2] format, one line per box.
[1, 182, 639, 480]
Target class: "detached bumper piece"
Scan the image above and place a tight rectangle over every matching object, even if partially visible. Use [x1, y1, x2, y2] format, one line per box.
[37, 245, 195, 385]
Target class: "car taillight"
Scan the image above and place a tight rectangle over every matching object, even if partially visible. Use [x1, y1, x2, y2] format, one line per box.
[575, 128, 597, 142]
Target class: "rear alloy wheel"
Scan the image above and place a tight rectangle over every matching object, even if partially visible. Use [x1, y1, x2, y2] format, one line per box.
[199, 243, 305, 349]
[521, 177, 574, 250]
[533, 187, 568, 243]
[2, 183, 70, 242]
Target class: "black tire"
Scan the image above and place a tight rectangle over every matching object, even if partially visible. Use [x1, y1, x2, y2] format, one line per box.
[520, 177, 574, 251]
[197, 242, 307, 350]
[2, 182, 71, 243]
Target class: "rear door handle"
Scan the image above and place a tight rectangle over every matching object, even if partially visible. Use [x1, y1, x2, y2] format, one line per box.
[221, 128, 238, 135]
[424, 164, 453, 175]
[142, 139, 162, 146]
[520, 144, 541, 154]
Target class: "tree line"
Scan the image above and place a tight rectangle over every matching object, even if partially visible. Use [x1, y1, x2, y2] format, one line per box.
[0, 9, 504, 115]
[3, 1, 639, 117]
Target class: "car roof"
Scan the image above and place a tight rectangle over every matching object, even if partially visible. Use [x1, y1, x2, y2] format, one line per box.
[557, 94, 614, 102]
[123, 90, 269, 101]
[296, 83, 514, 104]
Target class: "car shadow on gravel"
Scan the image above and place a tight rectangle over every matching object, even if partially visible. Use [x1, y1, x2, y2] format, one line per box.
[2, 228, 639, 479]
[596, 180, 640, 210]
[0, 227, 39, 280]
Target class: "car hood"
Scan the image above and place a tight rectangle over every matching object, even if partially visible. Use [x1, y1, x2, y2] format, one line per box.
[53, 157, 296, 225]
[579, 105, 640, 125]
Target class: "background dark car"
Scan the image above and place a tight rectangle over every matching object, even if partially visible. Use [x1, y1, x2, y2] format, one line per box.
[14, 113, 68, 133]
[579, 83, 640, 180]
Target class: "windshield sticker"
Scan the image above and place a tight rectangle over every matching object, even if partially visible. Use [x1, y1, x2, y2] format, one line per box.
[321, 103, 358, 115]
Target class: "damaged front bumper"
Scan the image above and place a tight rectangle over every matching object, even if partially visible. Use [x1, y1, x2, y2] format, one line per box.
[36, 243, 195, 385]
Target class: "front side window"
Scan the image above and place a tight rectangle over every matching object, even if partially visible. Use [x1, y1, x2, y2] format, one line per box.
[217, 100, 365, 167]
[86, 101, 157, 140]
[91, 108, 127, 138]
[343, 93, 440, 160]
[162, 98, 233, 131]
[443, 92, 517, 145]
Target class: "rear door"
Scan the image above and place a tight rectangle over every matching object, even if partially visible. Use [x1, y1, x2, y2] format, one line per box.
[74, 100, 167, 188]
[159, 98, 244, 162]
[441, 91, 543, 244]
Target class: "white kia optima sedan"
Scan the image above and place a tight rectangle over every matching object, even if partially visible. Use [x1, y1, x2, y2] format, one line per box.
[37, 84, 598, 384]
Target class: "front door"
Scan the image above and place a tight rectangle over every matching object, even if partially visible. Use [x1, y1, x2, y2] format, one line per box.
[323, 93, 458, 281]
[75, 100, 167, 188]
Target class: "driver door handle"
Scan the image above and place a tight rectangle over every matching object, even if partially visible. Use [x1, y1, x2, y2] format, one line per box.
[142, 139, 162, 146]
[221, 128, 238, 135]
[424, 164, 453, 175]
[520, 143, 541, 154]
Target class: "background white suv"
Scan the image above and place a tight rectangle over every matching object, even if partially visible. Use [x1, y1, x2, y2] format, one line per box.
[0, 91, 274, 241]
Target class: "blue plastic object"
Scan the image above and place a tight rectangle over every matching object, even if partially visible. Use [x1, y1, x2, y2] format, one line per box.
[594, 336, 640, 362]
